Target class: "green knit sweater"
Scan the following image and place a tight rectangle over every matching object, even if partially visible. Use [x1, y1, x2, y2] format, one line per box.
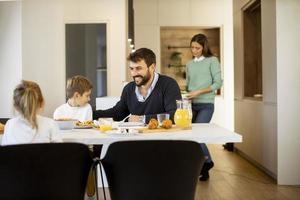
[186, 56, 222, 103]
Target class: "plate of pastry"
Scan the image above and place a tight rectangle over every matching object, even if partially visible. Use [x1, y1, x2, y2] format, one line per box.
[74, 121, 95, 129]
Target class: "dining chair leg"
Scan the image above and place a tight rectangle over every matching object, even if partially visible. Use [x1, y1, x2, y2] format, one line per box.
[99, 163, 107, 200]
[86, 145, 96, 198]
[86, 168, 96, 197]
[93, 164, 100, 200]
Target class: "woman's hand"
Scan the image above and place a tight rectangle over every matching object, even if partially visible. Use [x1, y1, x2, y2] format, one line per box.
[186, 90, 201, 99]
[186, 86, 213, 99]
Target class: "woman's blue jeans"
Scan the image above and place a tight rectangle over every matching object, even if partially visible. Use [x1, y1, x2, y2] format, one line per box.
[192, 103, 214, 162]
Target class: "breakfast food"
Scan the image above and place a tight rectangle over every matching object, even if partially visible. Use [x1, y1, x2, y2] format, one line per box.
[148, 118, 158, 129]
[76, 120, 94, 127]
[161, 119, 172, 129]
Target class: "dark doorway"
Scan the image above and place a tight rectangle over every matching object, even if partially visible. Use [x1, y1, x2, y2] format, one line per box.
[243, 0, 262, 99]
[65, 23, 107, 109]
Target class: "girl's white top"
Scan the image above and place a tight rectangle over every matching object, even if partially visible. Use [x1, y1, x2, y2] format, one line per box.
[1, 115, 62, 145]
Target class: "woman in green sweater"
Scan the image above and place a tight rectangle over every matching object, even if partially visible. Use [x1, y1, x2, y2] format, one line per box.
[186, 33, 222, 181]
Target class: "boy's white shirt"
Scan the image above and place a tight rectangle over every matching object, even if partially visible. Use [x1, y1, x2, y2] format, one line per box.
[53, 103, 92, 122]
[1, 115, 62, 146]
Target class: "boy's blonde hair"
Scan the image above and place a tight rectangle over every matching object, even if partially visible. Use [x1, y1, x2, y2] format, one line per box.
[66, 75, 93, 99]
[13, 80, 44, 129]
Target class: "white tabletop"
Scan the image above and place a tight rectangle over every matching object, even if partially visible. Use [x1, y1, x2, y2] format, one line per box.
[60, 123, 242, 145]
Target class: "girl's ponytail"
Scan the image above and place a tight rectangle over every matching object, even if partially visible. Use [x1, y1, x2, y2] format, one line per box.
[13, 81, 44, 129]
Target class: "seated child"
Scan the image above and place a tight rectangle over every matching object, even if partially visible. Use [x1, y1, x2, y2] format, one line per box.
[53, 75, 93, 122]
[1, 80, 62, 145]
[54, 76, 94, 198]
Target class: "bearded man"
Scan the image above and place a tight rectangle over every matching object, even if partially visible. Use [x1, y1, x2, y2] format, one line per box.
[93, 48, 181, 123]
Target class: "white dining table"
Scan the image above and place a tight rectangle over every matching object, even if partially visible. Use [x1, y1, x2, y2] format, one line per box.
[0, 123, 242, 145]
[60, 123, 242, 145]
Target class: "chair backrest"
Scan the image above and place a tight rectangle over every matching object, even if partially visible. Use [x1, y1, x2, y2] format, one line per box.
[96, 96, 120, 110]
[101, 140, 205, 200]
[0, 118, 9, 124]
[0, 143, 93, 200]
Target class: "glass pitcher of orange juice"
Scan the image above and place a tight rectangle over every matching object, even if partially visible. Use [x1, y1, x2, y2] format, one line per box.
[174, 99, 192, 128]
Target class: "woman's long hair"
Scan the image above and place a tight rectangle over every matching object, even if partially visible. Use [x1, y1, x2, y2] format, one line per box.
[13, 80, 44, 129]
[190, 33, 213, 57]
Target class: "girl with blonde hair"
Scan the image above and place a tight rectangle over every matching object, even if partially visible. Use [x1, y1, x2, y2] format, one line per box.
[1, 80, 61, 145]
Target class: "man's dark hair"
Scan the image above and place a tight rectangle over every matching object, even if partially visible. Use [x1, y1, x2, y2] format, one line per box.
[127, 48, 156, 67]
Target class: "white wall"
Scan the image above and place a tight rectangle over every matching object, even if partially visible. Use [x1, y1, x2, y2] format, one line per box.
[21, 0, 126, 117]
[0, 1, 22, 118]
[134, 0, 234, 130]
[276, 0, 300, 185]
[234, 0, 300, 185]
[234, 0, 278, 178]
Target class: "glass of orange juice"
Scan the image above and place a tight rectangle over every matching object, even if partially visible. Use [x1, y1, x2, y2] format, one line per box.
[98, 118, 113, 132]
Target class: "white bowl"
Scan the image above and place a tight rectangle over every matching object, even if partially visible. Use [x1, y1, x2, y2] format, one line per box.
[55, 120, 77, 130]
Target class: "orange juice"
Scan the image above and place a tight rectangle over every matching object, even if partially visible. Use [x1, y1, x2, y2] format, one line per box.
[99, 125, 112, 132]
[174, 109, 191, 128]
[98, 118, 113, 132]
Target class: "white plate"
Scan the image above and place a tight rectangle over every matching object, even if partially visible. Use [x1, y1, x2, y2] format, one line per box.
[74, 126, 94, 129]
[117, 122, 145, 128]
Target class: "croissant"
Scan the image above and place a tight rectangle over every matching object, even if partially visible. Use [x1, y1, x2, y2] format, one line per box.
[161, 119, 172, 129]
[148, 118, 158, 129]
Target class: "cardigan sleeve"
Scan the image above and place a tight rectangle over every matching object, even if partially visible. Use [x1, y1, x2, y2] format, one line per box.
[210, 57, 222, 91]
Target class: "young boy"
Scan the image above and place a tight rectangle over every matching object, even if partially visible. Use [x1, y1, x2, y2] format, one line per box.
[54, 75, 93, 122]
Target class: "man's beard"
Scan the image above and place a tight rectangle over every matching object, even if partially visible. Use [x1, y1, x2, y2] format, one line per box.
[133, 71, 151, 87]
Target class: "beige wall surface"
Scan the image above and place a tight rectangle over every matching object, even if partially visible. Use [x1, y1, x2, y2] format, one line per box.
[0, 1, 22, 118]
[134, 0, 234, 130]
[21, 0, 126, 117]
[234, 0, 300, 185]
[276, 0, 300, 185]
[234, 0, 278, 178]
[0, 0, 126, 118]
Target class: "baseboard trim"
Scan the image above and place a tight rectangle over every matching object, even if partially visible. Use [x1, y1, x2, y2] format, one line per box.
[235, 147, 277, 181]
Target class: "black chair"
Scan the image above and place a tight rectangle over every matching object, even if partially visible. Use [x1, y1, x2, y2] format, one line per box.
[0, 143, 98, 200]
[101, 140, 205, 200]
[0, 118, 9, 124]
